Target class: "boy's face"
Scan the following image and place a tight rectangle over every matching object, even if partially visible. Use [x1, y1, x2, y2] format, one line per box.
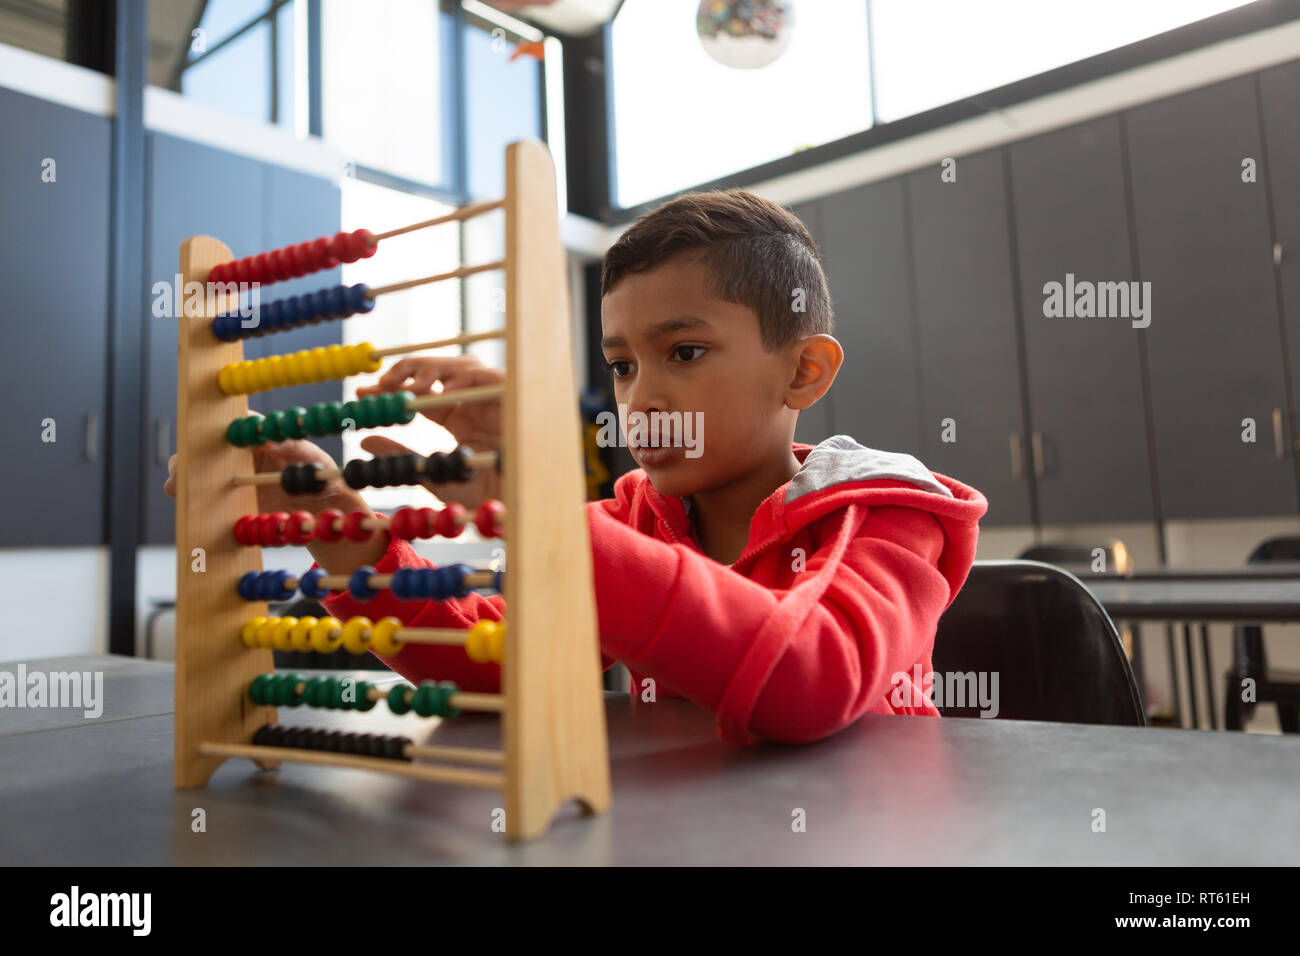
[600, 252, 799, 498]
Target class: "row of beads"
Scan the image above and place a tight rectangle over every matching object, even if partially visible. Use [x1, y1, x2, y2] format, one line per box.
[253, 724, 413, 762]
[211, 284, 374, 342]
[241, 614, 506, 663]
[208, 229, 376, 286]
[241, 614, 406, 655]
[249, 672, 462, 719]
[226, 392, 415, 446]
[273, 448, 479, 496]
[238, 562, 502, 602]
[232, 500, 505, 547]
[217, 343, 381, 396]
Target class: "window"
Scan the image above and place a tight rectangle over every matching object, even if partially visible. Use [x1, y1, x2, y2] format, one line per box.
[611, 0, 873, 209]
[869, 0, 1258, 123]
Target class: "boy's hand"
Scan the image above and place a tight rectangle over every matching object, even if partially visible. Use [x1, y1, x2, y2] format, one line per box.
[357, 355, 504, 509]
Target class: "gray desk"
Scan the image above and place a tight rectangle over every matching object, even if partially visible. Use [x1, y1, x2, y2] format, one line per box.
[1085, 579, 1300, 622]
[2, 656, 1298, 865]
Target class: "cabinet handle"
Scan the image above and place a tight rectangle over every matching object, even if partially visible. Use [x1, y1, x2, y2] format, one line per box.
[83, 412, 98, 462]
[1009, 433, 1024, 478]
[155, 419, 170, 465]
[1031, 431, 1045, 478]
[1275, 407, 1286, 461]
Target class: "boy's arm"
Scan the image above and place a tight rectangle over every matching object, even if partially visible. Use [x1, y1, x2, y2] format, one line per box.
[587, 502, 952, 746]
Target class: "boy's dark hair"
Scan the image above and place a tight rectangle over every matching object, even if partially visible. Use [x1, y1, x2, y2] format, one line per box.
[601, 188, 833, 350]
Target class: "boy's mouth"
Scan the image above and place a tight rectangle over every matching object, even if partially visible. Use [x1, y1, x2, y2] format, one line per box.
[631, 443, 681, 467]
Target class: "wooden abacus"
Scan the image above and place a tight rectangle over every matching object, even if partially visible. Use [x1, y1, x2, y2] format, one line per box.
[173, 139, 611, 842]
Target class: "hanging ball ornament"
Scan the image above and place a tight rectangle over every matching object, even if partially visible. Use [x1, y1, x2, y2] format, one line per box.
[696, 0, 794, 70]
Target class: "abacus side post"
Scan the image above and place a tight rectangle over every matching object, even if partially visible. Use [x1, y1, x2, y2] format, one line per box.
[174, 235, 277, 788]
[502, 140, 612, 841]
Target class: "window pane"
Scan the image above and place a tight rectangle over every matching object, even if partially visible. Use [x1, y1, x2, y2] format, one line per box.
[463, 15, 544, 200]
[181, 20, 271, 125]
[275, 0, 296, 129]
[871, 0, 1258, 123]
[611, 0, 871, 208]
[322, 0, 447, 185]
[195, 0, 269, 49]
[338, 178, 463, 510]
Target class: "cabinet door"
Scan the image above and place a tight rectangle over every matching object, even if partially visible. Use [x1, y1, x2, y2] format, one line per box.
[1008, 116, 1155, 524]
[143, 134, 264, 545]
[0, 89, 110, 546]
[253, 165, 344, 468]
[906, 150, 1031, 526]
[790, 200, 834, 446]
[1260, 60, 1300, 480]
[1124, 76, 1295, 518]
[817, 178, 924, 458]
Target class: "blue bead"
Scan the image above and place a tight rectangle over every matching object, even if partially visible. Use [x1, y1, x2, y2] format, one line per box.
[282, 295, 301, 326]
[311, 289, 332, 321]
[329, 285, 348, 317]
[256, 571, 274, 599]
[238, 572, 259, 601]
[348, 284, 374, 314]
[299, 567, 327, 599]
[493, 569, 504, 593]
[419, 567, 437, 599]
[391, 568, 411, 600]
[349, 565, 377, 600]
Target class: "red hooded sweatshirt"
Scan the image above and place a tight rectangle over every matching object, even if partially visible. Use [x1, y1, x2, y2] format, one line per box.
[317, 435, 988, 746]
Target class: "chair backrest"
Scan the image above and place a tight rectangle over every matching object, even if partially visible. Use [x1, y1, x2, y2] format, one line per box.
[1018, 540, 1132, 576]
[1233, 535, 1300, 675]
[931, 560, 1145, 726]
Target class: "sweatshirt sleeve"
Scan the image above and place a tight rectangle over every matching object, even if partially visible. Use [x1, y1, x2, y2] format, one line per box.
[586, 501, 953, 746]
[315, 533, 507, 695]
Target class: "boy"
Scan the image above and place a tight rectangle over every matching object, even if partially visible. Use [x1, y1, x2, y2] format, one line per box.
[167, 189, 987, 745]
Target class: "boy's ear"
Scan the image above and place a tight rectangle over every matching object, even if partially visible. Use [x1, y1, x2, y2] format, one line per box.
[786, 335, 843, 410]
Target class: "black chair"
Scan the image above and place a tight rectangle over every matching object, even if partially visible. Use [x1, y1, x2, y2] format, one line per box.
[932, 560, 1145, 726]
[1225, 536, 1300, 733]
[1019, 541, 1133, 576]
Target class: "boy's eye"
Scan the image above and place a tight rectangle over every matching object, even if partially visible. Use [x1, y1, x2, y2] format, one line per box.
[605, 360, 631, 379]
[672, 345, 706, 363]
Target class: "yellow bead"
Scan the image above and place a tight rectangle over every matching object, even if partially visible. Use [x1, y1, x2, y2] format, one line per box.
[341, 616, 373, 655]
[310, 617, 342, 652]
[257, 617, 281, 648]
[272, 616, 298, 651]
[218, 364, 236, 395]
[370, 617, 405, 656]
[466, 620, 505, 663]
[488, 622, 506, 663]
[241, 616, 267, 649]
[290, 616, 317, 652]
[307, 347, 328, 381]
[354, 343, 381, 374]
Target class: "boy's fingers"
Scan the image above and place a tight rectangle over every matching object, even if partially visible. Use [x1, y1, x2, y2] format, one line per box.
[360, 435, 419, 459]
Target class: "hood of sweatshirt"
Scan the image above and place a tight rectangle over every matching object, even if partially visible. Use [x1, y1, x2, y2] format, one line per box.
[618, 434, 988, 610]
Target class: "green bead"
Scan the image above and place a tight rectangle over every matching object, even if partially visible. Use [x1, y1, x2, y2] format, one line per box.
[355, 680, 376, 711]
[387, 684, 412, 715]
[340, 400, 361, 431]
[304, 676, 325, 708]
[262, 410, 286, 442]
[227, 419, 247, 447]
[249, 674, 272, 704]
[437, 681, 461, 719]
[281, 673, 305, 706]
[323, 677, 342, 709]
[301, 404, 323, 436]
[357, 397, 380, 428]
[411, 683, 439, 718]
[245, 416, 267, 447]
[283, 406, 307, 439]
[323, 401, 344, 432]
[391, 390, 416, 425]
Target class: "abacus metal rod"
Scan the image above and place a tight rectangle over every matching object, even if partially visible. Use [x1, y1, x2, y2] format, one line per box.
[408, 383, 504, 412]
[371, 328, 504, 359]
[372, 198, 505, 241]
[232, 449, 499, 486]
[366, 259, 504, 299]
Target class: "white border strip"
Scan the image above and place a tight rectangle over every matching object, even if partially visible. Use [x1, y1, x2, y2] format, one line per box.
[0, 40, 113, 116]
[744, 19, 1300, 209]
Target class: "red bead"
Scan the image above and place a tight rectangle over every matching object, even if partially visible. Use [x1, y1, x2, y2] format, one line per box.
[342, 510, 372, 542]
[387, 507, 414, 540]
[315, 508, 345, 542]
[286, 510, 315, 545]
[233, 514, 257, 545]
[476, 499, 505, 538]
[436, 503, 467, 538]
[417, 507, 438, 539]
[355, 229, 378, 259]
[266, 512, 291, 546]
[209, 262, 228, 284]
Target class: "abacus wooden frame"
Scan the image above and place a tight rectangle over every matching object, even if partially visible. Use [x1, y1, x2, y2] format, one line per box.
[173, 139, 611, 843]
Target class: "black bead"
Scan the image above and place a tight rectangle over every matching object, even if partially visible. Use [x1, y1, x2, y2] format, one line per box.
[343, 458, 369, 490]
[372, 456, 395, 488]
[385, 736, 411, 761]
[253, 724, 273, 746]
[394, 453, 419, 485]
[450, 444, 475, 482]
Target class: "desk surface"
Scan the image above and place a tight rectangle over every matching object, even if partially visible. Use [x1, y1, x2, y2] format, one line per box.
[2, 656, 1298, 865]
[1084, 578, 1300, 622]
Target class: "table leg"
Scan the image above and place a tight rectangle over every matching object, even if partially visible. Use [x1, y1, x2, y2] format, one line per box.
[1182, 623, 1200, 730]
[1200, 624, 1216, 731]
[1166, 624, 1183, 727]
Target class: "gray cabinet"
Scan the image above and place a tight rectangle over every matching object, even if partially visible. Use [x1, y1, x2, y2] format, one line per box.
[790, 200, 834, 446]
[814, 179, 925, 459]
[1124, 76, 1296, 519]
[906, 150, 1031, 526]
[1008, 116, 1155, 524]
[1260, 60, 1300, 482]
[143, 134, 264, 545]
[0, 88, 110, 546]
